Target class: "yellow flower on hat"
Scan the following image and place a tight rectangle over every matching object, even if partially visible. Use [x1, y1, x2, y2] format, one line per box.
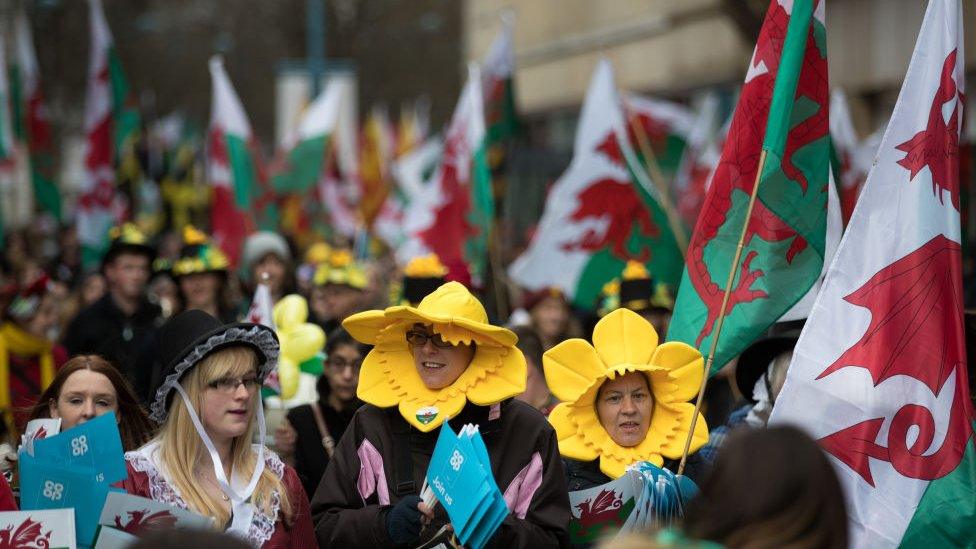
[343, 281, 526, 432]
[313, 249, 368, 289]
[544, 308, 708, 479]
[404, 254, 449, 278]
[109, 223, 147, 245]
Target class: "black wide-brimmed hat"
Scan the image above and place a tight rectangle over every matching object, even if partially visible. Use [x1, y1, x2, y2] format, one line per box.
[735, 320, 804, 403]
[148, 309, 279, 422]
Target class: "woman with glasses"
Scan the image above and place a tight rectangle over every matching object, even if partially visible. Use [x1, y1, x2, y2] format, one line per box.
[119, 310, 314, 548]
[311, 282, 570, 548]
[275, 327, 370, 497]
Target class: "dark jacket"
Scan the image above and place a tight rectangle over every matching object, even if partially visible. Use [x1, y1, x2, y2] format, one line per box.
[287, 399, 359, 498]
[311, 399, 571, 548]
[62, 293, 162, 401]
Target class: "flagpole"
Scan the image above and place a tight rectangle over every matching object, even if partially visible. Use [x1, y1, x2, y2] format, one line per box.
[488, 222, 510, 322]
[677, 148, 768, 476]
[628, 115, 689, 256]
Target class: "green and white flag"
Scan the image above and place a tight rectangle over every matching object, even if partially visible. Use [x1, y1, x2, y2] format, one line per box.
[399, 65, 492, 287]
[667, 0, 830, 373]
[771, 0, 974, 546]
[509, 59, 683, 309]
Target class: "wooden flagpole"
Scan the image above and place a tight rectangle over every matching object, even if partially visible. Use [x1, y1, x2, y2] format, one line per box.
[677, 149, 768, 476]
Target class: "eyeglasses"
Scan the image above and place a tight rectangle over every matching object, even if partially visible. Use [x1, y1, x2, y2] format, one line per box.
[207, 375, 261, 393]
[327, 356, 362, 372]
[405, 330, 454, 349]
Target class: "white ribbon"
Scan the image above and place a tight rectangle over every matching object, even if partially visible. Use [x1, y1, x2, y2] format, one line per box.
[173, 382, 267, 539]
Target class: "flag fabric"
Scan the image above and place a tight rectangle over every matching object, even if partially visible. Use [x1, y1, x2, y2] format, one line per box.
[667, 0, 830, 374]
[399, 66, 493, 287]
[378, 136, 443, 252]
[395, 98, 429, 158]
[509, 59, 684, 309]
[272, 80, 347, 245]
[482, 15, 519, 151]
[207, 56, 261, 267]
[830, 89, 875, 224]
[770, 1, 974, 546]
[622, 93, 695, 176]
[0, 37, 16, 164]
[271, 80, 342, 194]
[78, 0, 139, 266]
[358, 106, 396, 227]
[673, 93, 726, 228]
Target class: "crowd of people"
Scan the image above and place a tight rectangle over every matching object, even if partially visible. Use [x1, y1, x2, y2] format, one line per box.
[0, 222, 855, 548]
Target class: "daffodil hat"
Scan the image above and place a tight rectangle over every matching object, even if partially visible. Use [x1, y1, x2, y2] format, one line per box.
[343, 281, 526, 432]
[544, 308, 709, 479]
[172, 226, 230, 277]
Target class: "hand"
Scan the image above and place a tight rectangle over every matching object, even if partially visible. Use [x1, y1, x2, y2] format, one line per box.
[386, 495, 425, 546]
[274, 419, 297, 457]
[0, 444, 15, 473]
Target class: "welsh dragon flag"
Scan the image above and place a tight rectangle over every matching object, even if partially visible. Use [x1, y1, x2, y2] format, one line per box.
[207, 56, 261, 267]
[272, 80, 342, 194]
[272, 79, 349, 242]
[667, 0, 830, 373]
[622, 93, 695, 177]
[78, 0, 141, 266]
[770, 1, 974, 546]
[11, 10, 60, 221]
[398, 66, 492, 287]
[509, 60, 683, 309]
[377, 136, 442, 252]
[482, 15, 519, 152]
[830, 89, 874, 224]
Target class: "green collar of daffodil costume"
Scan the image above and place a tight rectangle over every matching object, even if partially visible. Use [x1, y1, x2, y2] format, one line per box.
[544, 308, 709, 479]
[343, 281, 526, 432]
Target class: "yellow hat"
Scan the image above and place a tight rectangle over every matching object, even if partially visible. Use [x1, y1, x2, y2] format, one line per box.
[172, 226, 230, 277]
[304, 242, 332, 265]
[344, 281, 526, 432]
[544, 308, 708, 479]
[313, 248, 367, 289]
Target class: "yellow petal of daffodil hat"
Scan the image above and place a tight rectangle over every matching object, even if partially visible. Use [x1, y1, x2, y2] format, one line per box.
[544, 308, 709, 479]
[343, 281, 526, 432]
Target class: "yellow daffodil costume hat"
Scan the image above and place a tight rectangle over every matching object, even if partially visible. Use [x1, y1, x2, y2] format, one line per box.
[544, 308, 709, 479]
[343, 281, 526, 432]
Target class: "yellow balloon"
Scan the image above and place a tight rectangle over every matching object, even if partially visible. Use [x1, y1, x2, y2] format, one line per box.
[282, 324, 326, 363]
[277, 357, 300, 400]
[273, 294, 309, 330]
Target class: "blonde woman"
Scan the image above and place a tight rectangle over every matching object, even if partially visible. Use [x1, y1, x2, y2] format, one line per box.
[119, 310, 314, 547]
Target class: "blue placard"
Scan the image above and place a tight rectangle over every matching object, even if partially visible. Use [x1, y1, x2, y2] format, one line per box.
[32, 412, 127, 485]
[19, 452, 111, 547]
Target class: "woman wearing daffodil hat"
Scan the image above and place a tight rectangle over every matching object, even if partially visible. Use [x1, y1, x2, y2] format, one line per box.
[545, 308, 709, 491]
[311, 281, 571, 548]
[172, 226, 235, 323]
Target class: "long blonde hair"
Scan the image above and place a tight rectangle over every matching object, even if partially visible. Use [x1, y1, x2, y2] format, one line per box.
[157, 346, 292, 528]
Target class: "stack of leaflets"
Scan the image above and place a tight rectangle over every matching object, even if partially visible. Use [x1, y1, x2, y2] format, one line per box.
[423, 423, 508, 549]
[18, 412, 127, 548]
[568, 461, 699, 545]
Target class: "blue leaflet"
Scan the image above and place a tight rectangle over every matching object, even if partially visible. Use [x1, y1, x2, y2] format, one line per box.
[20, 412, 127, 548]
[19, 452, 111, 547]
[425, 423, 510, 549]
[32, 412, 127, 485]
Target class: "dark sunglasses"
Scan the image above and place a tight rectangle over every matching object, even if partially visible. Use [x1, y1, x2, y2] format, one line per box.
[405, 330, 454, 349]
